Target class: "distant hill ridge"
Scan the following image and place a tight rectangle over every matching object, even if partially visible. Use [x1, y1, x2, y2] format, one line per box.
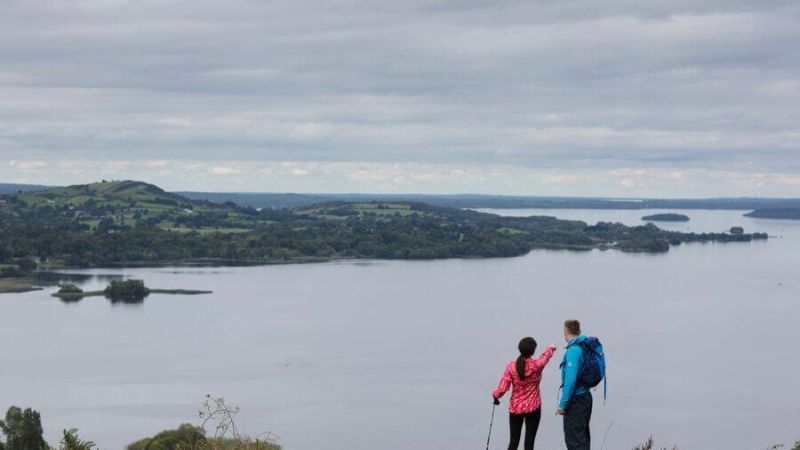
[3, 181, 800, 216]
[7, 180, 231, 235]
[28, 180, 186, 204]
[178, 191, 800, 213]
[0, 183, 51, 195]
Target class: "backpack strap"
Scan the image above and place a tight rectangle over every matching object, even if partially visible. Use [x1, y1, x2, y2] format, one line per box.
[575, 341, 588, 387]
[603, 374, 607, 405]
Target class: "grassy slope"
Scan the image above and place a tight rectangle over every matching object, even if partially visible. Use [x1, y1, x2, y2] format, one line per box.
[0, 277, 41, 293]
[7, 181, 446, 236]
[19, 180, 182, 205]
[14, 180, 238, 231]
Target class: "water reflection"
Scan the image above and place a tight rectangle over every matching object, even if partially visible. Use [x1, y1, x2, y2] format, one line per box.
[107, 296, 146, 306]
[57, 293, 145, 306]
[35, 271, 124, 286]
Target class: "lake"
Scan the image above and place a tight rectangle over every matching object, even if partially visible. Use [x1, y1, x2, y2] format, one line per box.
[1, 209, 798, 450]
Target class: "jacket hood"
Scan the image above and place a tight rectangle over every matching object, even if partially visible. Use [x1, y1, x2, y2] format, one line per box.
[566, 334, 587, 348]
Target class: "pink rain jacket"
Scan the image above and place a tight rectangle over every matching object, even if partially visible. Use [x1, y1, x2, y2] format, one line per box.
[492, 347, 555, 414]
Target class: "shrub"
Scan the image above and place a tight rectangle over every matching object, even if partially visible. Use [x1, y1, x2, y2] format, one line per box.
[632, 437, 677, 450]
[59, 429, 96, 450]
[126, 424, 205, 450]
[57, 284, 84, 294]
[195, 396, 280, 450]
[104, 279, 150, 302]
[127, 396, 280, 450]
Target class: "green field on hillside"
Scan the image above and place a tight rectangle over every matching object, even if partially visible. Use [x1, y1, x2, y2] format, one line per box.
[0, 180, 771, 270]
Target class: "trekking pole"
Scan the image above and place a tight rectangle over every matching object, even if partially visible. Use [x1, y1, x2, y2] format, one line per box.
[485, 403, 496, 450]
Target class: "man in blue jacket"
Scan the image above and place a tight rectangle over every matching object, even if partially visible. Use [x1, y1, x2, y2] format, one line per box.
[556, 319, 592, 450]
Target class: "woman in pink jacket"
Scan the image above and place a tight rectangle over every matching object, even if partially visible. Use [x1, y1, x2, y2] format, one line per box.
[492, 337, 557, 450]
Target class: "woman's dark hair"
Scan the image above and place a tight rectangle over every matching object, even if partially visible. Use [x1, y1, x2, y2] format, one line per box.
[516, 337, 538, 380]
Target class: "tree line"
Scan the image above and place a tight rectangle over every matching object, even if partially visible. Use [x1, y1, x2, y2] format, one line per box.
[0, 200, 769, 269]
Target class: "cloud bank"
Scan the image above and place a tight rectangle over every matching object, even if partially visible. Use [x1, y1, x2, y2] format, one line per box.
[1, 0, 798, 195]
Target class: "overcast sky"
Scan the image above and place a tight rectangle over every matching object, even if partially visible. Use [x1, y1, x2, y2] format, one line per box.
[1, 0, 799, 196]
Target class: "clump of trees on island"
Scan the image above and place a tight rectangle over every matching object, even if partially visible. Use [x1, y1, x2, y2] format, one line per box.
[104, 279, 149, 301]
[641, 213, 690, 222]
[56, 280, 151, 302]
[54, 280, 211, 303]
[56, 284, 83, 295]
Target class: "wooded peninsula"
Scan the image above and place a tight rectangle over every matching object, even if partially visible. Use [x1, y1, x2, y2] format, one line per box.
[0, 181, 769, 291]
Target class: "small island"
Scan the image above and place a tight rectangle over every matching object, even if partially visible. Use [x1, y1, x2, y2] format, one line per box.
[53, 279, 212, 303]
[642, 213, 690, 222]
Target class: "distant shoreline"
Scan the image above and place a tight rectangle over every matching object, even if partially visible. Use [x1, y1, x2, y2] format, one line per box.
[0, 278, 44, 294]
[744, 208, 800, 220]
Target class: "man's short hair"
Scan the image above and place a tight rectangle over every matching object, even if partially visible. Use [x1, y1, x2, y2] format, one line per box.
[564, 319, 581, 336]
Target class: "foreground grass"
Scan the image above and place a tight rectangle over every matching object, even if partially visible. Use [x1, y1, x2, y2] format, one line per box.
[0, 397, 281, 450]
[632, 436, 800, 450]
[126, 396, 280, 450]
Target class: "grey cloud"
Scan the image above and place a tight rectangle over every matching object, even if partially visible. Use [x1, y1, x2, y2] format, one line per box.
[0, 0, 799, 186]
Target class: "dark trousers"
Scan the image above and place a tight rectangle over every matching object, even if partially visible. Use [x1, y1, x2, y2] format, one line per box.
[508, 409, 541, 450]
[563, 392, 592, 450]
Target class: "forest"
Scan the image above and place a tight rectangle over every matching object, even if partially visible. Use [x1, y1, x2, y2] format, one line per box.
[0, 181, 769, 273]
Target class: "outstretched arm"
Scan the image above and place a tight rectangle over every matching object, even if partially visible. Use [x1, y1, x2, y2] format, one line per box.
[530, 346, 556, 372]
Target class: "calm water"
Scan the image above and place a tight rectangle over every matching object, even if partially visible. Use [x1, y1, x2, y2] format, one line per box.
[1, 209, 798, 450]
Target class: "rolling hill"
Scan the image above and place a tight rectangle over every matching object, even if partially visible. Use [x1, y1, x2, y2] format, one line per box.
[18, 180, 186, 206]
[12, 180, 240, 233]
[0, 183, 51, 195]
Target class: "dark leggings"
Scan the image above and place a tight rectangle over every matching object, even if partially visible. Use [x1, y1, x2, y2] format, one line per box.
[508, 409, 541, 450]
